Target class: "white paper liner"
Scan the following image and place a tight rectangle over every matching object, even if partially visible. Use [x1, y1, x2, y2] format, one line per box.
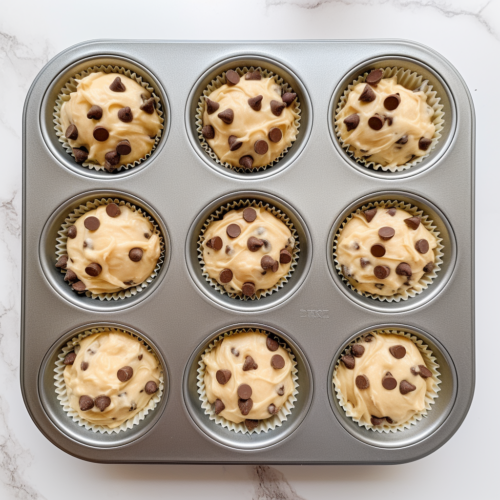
[196, 66, 301, 173]
[332, 329, 441, 433]
[333, 200, 444, 302]
[197, 199, 299, 300]
[335, 67, 445, 172]
[54, 64, 164, 172]
[197, 328, 299, 434]
[54, 327, 165, 434]
[55, 198, 165, 301]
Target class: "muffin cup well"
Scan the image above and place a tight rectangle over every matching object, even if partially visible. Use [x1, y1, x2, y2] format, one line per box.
[54, 64, 164, 172]
[333, 200, 443, 302]
[335, 67, 444, 172]
[197, 199, 299, 301]
[55, 197, 165, 301]
[54, 327, 165, 435]
[196, 66, 301, 173]
[197, 328, 299, 434]
[332, 329, 441, 433]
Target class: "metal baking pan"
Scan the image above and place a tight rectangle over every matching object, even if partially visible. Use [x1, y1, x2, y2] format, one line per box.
[21, 40, 474, 464]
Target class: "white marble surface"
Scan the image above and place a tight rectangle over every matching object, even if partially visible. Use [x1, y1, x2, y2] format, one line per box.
[1, 0, 499, 498]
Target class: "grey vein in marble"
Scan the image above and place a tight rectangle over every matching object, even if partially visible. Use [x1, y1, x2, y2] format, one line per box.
[253, 466, 306, 500]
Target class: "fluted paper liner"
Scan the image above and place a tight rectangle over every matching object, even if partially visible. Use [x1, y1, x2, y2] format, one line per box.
[333, 329, 441, 433]
[197, 329, 299, 434]
[54, 327, 164, 434]
[196, 66, 301, 173]
[335, 67, 444, 172]
[55, 198, 165, 301]
[198, 199, 299, 300]
[333, 200, 443, 302]
[54, 64, 164, 172]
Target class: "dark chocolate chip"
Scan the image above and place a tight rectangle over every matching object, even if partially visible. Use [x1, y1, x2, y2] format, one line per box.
[87, 105, 103, 120]
[95, 395, 111, 412]
[245, 419, 259, 430]
[279, 249, 292, 264]
[400, 380, 416, 395]
[396, 262, 412, 277]
[81, 361, 89, 371]
[359, 84, 376, 102]
[216, 369, 232, 385]
[218, 109, 234, 124]
[206, 236, 223, 251]
[261, 255, 276, 270]
[277, 385, 285, 396]
[386, 417, 393, 424]
[202, 125, 215, 139]
[140, 97, 155, 114]
[116, 140, 132, 156]
[371, 416, 385, 426]
[84, 216, 100, 231]
[239, 155, 254, 169]
[238, 383, 252, 399]
[418, 137, 432, 151]
[205, 97, 220, 115]
[117, 366, 133, 382]
[226, 223, 241, 238]
[382, 372, 397, 390]
[386, 208, 397, 216]
[118, 106, 133, 123]
[219, 268, 233, 284]
[415, 239, 429, 254]
[214, 399, 225, 415]
[344, 114, 360, 131]
[245, 70, 261, 80]
[242, 282, 256, 296]
[268, 127, 283, 143]
[63, 352, 76, 365]
[363, 208, 377, 222]
[79, 395, 94, 411]
[72, 281, 86, 292]
[93, 126, 109, 141]
[396, 135, 408, 145]
[231, 347, 239, 357]
[365, 334, 373, 342]
[243, 207, 257, 223]
[56, 255, 68, 269]
[138, 354, 143, 360]
[389, 345, 406, 359]
[404, 217, 421, 230]
[341, 354, 355, 369]
[371, 244, 386, 258]
[242, 356, 258, 371]
[109, 76, 126, 92]
[129, 248, 143, 262]
[247, 236, 264, 252]
[282, 92, 297, 106]
[254, 140, 269, 155]
[143, 381, 158, 395]
[368, 114, 384, 131]
[270, 100, 286, 116]
[106, 203, 121, 218]
[366, 68, 384, 85]
[411, 364, 432, 379]
[248, 95, 263, 111]
[378, 226, 395, 240]
[423, 262, 434, 273]
[268, 404, 278, 415]
[65, 124, 78, 140]
[351, 344, 365, 358]
[355, 374, 370, 389]
[228, 135, 243, 151]
[266, 337, 279, 352]
[105, 150, 120, 166]
[226, 69, 240, 85]
[72, 148, 88, 163]
[374, 265, 390, 279]
[238, 398, 253, 415]
[384, 93, 401, 111]
[360, 258, 370, 268]
[104, 162, 117, 173]
[64, 269, 77, 282]
[271, 354, 285, 369]
[85, 263, 102, 277]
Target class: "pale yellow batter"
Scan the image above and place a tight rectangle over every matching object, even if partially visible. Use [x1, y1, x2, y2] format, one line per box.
[60, 72, 161, 169]
[202, 206, 294, 297]
[202, 331, 295, 425]
[202, 72, 298, 168]
[336, 207, 437, 296]
[336, 76, 435, 167]
[63, 330, 161, 429]
[64, 204, 161, 294]
[334, 333, 434, 427]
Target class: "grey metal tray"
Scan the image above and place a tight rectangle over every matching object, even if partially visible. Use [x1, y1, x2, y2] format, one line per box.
[21, 40, 475, 464]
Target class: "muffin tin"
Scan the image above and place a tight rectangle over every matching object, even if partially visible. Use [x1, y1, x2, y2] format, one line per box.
[21, 40, 474, 464]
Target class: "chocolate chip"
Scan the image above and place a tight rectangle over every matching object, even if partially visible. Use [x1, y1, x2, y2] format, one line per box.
[254, 140, 269, 155]
[365, 334, 373, 342]
[247, 236, 264, 252]
[360, 258, 370, 268]
[140, 97, 156, 114]
[351, 344, 365, 358]
[205, 98, 220, 115]
[144, 232, 151, 239]
[384, 93, 401, 110]
[423, 262, 434, 273]
[238, 384, 252, 399]
[279, 249, 292, 264]
[202, 125, 215, 139]
[228, 135, 243, 151]
[106, 203, 121, 218]
[117, 366, 133, 382]
[261, 255, 276, 270]
[386, 417, 393, 424]
[95, 395, 111, 412]
[411, 364, 432, 379]
[389, 345, 406, 359]
[396, 135, 408, 145]
[81, 361, 89, 371]
[341, 354, 355, 369]
[344, 114, 360, 131]
[404, 217, 421, 230]
[268, 127, 283, 143]
[64, 269, 77, 282]
[355, 374, 370, 389]
[105, 150, 120, 166]
[374, 265, 390, 279]
[277, 385, 285, 396]
[218, 109, 234, 124]
[245, 70, 261, 80]
[93, 126, 109, 141]
[243, 356, 258, 371]
[359, 84, 376, 102]
[84, 216, 100, 231]
[87, 105, 103, 120]
[72, 281, 86, 292]
[226, 69, 240, 85]
[268, 404, 278, 415]
[239, 155, 254, 169]
[396, 262, 412, 277]
[226, 223, 241, 238]
[366, 68, 384, 85]
[415, 239, 429, 254]
[245, 419, 259, 430]
[85, 263, 102, 277]
[371, 244, 386, 258]
[382, 372, 397, 390]
[116, 140, 131, 156]
[63, 352, 76, 365]
[371, 416, 385, 426]
[243, 207, 257, 222]
[242, 282, 256, 296]
[129, 248, 143, 262]
[206, 236, 223, 251]
[363, 208, 377, 222]
[104, 162, 117, 173]
[238, 398, 253, 415]
[248, 95, 263, 111]
[368, 114, 384, 130]
[109, 76, 126, 92]
[400, 380, 416, 395]
[386, 208, 397, 216]
[79, 395, 94, 411]
[231, 347, 239, 357]
[378, 226, 395, 240]
[282, 92, 297, 106]
[266, 337, 279, 352]
[55, 255, 68, 269]
[138, 354, 143, 360]
[219, 268, 233, 284]
[118, 106, 133, 123]
[271, 354, 285, 369]
[270, 100, 286, 116]
[72, 148, 88, 163]
[65, 124, 78, 140]
[216, 369, 232, 385]
[214, 399, 225, 415]
[419, 137, 432, 151]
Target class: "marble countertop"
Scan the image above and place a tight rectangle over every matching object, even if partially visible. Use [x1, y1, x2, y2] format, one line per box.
[1, 0, 498, 498]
